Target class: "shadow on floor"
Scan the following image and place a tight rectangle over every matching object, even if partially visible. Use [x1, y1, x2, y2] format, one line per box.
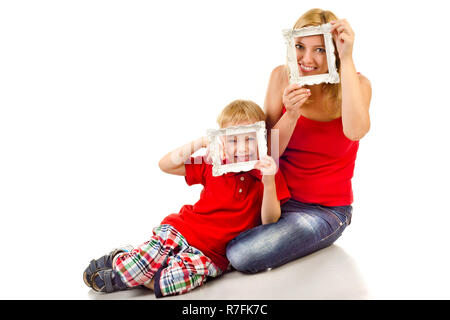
[88, 244, 370, 300]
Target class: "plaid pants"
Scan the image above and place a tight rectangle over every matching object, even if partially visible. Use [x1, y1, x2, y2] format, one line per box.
[113, 224, 222, 297]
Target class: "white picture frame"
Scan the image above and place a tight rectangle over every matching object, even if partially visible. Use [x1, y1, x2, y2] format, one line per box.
[206, 121, 267, 177]
[282, 23, 340, 86]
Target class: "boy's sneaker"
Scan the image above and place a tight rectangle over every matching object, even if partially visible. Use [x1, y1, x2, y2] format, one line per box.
[91, 269, 128, 293]
[83, 245, 133, 288]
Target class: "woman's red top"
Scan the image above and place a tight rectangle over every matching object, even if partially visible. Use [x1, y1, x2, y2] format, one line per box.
[279, 109, 359, 206]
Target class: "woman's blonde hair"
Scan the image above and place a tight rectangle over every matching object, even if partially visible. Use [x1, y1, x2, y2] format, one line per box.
[217, 99, 266, 128]
[289, 8, 342, 115]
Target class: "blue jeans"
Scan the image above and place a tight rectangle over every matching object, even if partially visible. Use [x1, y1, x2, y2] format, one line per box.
[226, 199, 353, 273]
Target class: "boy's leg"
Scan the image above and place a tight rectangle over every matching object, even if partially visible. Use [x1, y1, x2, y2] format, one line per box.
[113, 224, 189, 288]
[152, 250, 222, 298]
[144, 278, 155, 290]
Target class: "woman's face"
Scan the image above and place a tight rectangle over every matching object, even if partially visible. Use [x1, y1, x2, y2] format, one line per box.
[295, 35, 328, 76]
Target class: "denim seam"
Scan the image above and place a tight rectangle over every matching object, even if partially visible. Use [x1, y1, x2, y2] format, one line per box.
[284, 204, 347, 244]
[286, 200, 351, 225]
[285, 211, 346, 262]
[315, 207, 347, 243]
[320, 206, 350, 227]
[319, 222, 345, 243]
[301, 205, 347, 243]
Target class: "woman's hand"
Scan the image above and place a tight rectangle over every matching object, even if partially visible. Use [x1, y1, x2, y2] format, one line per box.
[330, 19, 355, 61]
[282, 83, 311, 120]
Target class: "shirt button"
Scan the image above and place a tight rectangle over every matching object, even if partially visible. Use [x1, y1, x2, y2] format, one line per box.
[240, 177, 245, 181]
[239, 188, 242, 193]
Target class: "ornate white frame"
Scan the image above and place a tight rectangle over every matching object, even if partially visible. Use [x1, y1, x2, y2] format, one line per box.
[282, 23, 340, 86]
[206, 121, 267, 177]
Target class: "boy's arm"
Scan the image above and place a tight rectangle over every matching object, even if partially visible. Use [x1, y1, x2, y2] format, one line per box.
[158, 136, 207, 176]
[254, 156, 281, 225]
[260, 175, 281, 224]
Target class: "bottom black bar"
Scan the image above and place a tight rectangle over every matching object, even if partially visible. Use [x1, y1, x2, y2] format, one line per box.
[1, 300, 448, 318]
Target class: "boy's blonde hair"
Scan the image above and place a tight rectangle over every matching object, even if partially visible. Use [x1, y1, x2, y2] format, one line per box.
[217, 99, 266, 128]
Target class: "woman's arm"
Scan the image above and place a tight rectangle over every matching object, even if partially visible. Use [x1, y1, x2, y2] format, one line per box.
[331, 19, 372, 141]
[264, 65, 287, 130]
[255, 155, 281, 224]
[340, 60, 372, 141]
[158, 136, 207, 176]
[264, 65, 310, 156]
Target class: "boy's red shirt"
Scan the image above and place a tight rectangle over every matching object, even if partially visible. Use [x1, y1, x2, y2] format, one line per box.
[160, 156, 291, 272]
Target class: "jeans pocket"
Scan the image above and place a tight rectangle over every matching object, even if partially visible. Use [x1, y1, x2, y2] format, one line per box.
[324, 205, 352, 227]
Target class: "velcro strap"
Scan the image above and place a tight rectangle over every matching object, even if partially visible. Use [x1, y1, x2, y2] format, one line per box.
[104, 270, 113, 293]
[89, 260, 97, 272]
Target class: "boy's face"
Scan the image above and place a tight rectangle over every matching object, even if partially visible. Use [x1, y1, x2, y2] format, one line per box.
[222, 121, 259, 164]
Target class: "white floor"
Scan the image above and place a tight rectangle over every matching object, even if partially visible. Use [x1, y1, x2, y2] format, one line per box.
[87, 244, 370, 300]
[0, 187, 448, 301]
[2, 196, 450, 300]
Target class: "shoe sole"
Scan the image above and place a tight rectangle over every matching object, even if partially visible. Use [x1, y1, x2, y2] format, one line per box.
[83, 270, 92, 288]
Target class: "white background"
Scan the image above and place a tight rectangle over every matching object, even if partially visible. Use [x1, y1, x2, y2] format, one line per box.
[1, 0, 449, 299]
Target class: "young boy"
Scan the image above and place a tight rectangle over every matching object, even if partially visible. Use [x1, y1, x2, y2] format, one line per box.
[83, 99, 290, 297]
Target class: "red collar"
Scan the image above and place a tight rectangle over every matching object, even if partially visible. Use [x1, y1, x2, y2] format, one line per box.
[224, 169, 262, 181]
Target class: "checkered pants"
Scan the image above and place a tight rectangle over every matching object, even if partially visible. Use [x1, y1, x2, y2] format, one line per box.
[113, 224, 222, 297]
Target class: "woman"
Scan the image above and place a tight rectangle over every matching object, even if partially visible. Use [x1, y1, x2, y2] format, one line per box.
[226, 8, 372, 273]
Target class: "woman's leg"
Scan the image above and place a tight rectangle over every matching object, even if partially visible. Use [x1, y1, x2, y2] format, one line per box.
[226, 200, 352, 274]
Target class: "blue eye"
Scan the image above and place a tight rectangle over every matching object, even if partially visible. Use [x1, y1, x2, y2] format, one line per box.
[295, 44, 304, 50]
[316, 48, 326, 53]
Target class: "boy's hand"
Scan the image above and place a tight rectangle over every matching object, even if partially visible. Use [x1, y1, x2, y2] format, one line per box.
[161, 136, 209, 176]
[202, 137, 214, 164]
[200, 136, 208, 149]
[254, 155, 277, 176]
[205, 136, 226, 164]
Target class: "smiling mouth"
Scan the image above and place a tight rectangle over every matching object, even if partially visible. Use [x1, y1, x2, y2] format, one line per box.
[234, 155, 250, 162]
[233, 153, 258, 163]
[299, 64, 317, 72]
